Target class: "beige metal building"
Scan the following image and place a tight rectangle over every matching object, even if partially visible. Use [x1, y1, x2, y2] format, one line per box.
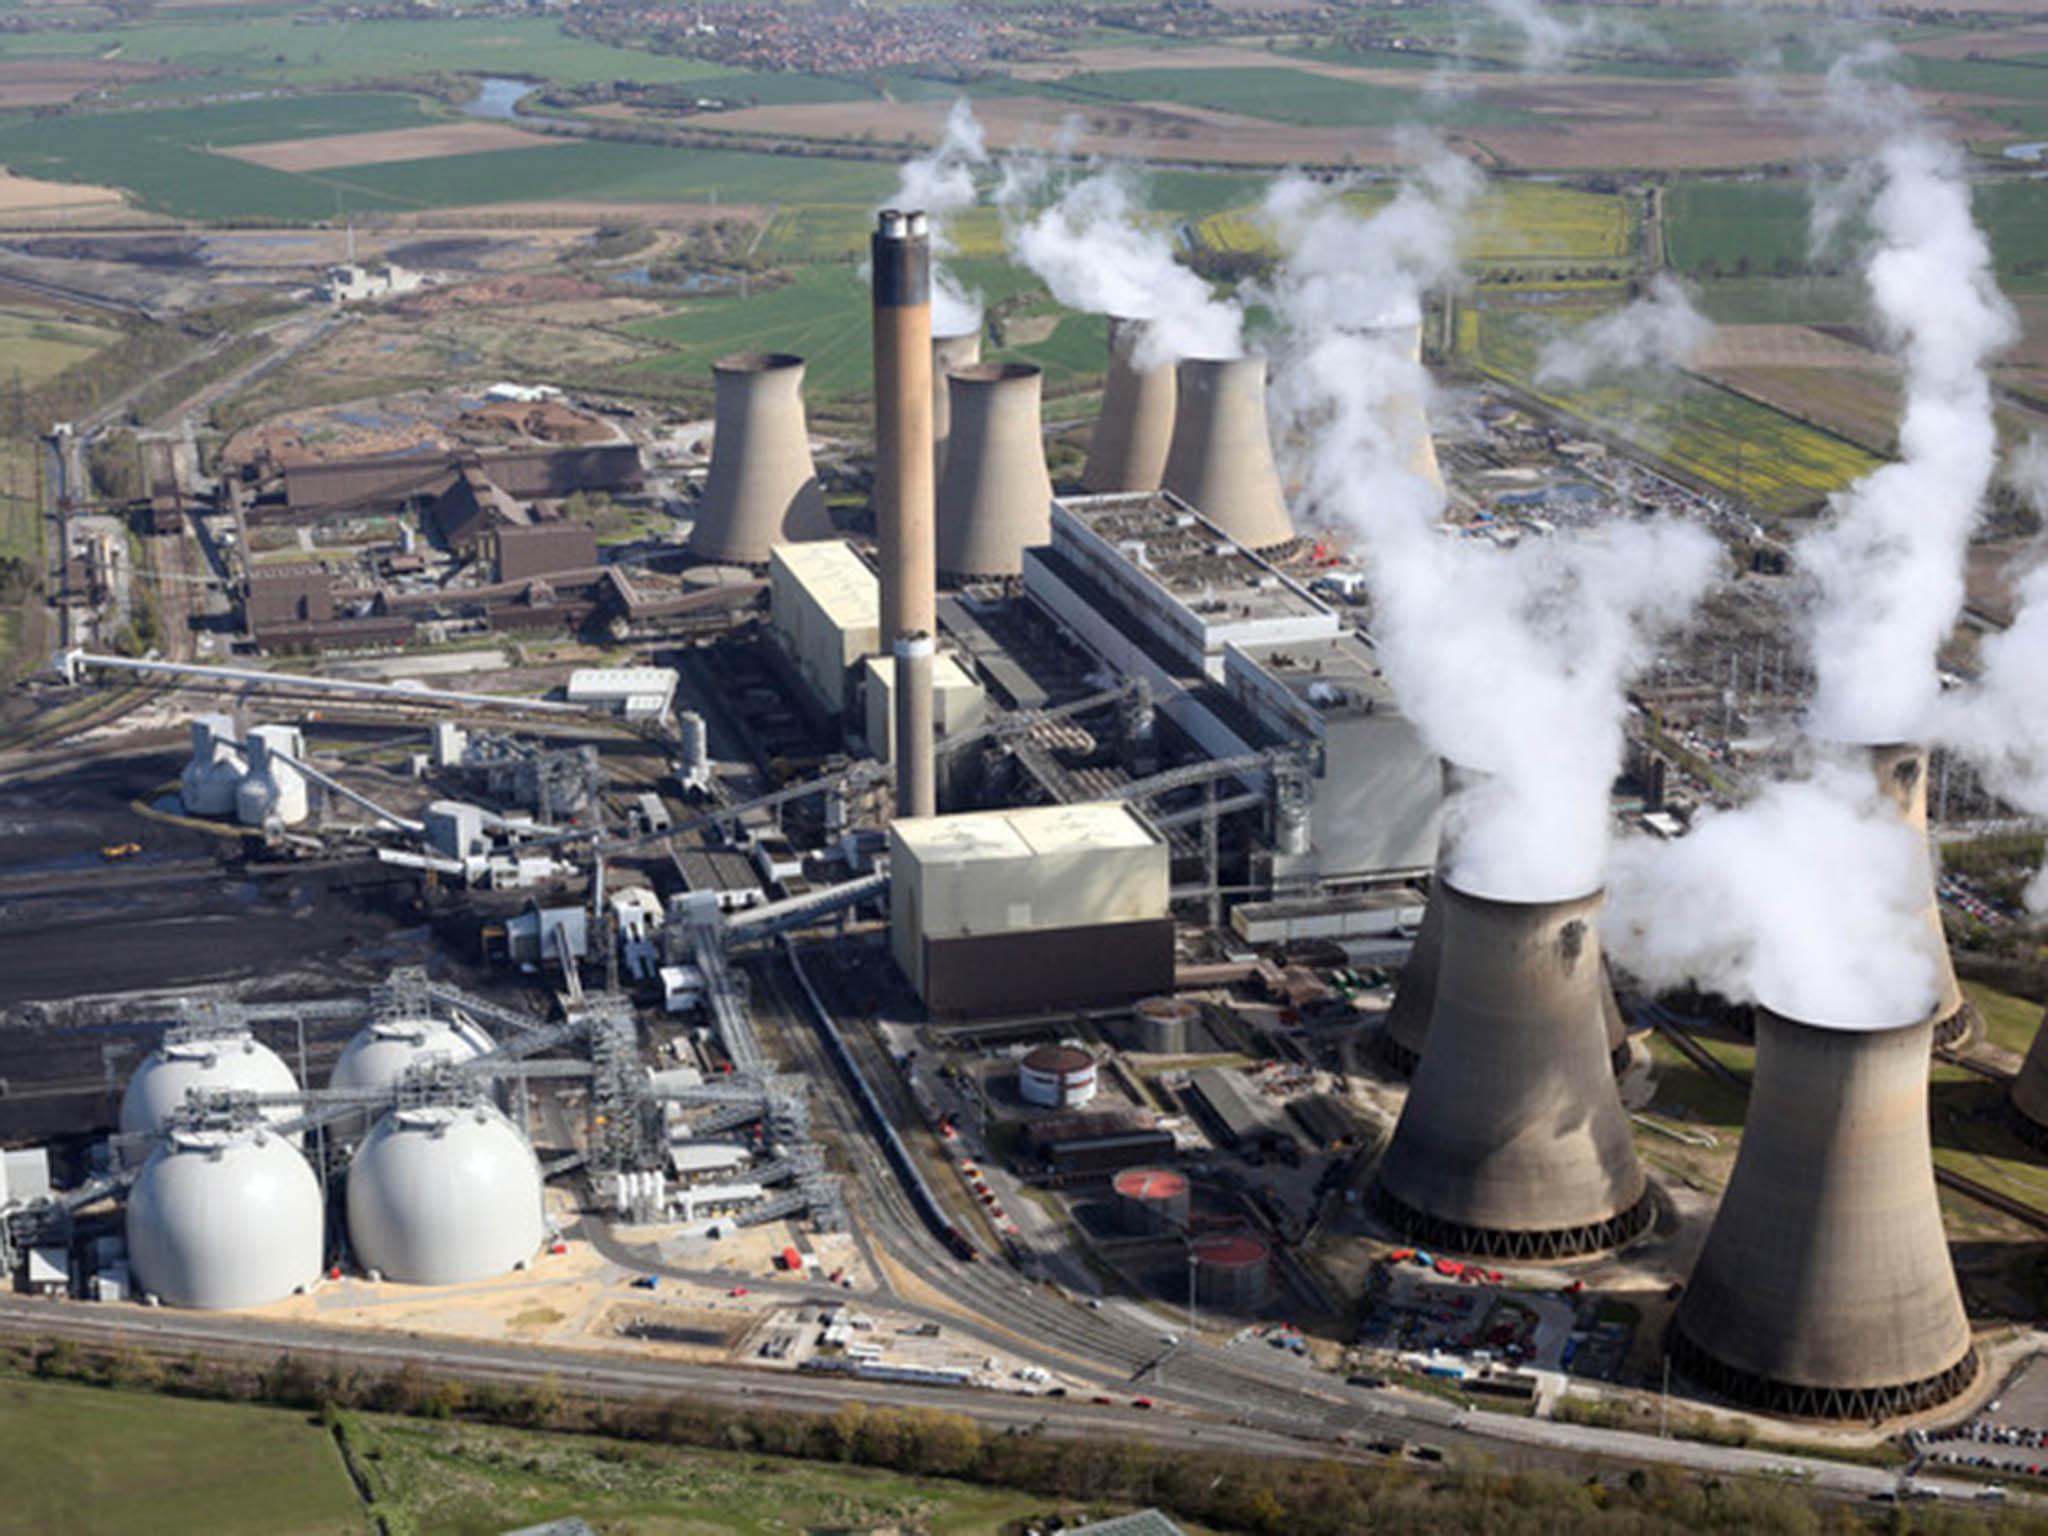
[862, 650, 985, 764]
[769, 541, 880, 722]
[889, 802, 1172, 1017]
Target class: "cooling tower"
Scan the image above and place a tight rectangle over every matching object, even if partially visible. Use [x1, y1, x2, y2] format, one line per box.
[1360, 313, 1443, 494]
[2008, 1009, 2048, 1149]
[1670, 1005, 1976, 1418]
[1861, 743, 1976, 1048]
[936, 362, 1053, 580]
[687, 351, 831, 566]
[1371, 882, 1652, 1258]
[932, 329, 981, 485]
[1082, 316, 1176, 494]
[1160, 356, 1295, 554]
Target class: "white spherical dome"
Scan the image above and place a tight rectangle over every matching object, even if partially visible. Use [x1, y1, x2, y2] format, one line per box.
[347, 1103, 543, 1285]
[126, 1127, 323, 1309]
[330, 1016, 493, 1098]
[120, 1035, 301, 1140]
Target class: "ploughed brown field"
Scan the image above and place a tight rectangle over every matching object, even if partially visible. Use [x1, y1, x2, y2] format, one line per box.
[217, 121, 566, 172]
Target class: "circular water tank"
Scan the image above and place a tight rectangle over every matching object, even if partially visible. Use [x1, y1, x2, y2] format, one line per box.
[328, 1016, 494, 1138]
[1192, 1233, 1271, 1311]
[1131, 997, 1199, 1055]
[1019, 1045, 1097, 1109]
[126, 1127, 323, 1309]
[347, 1102, 544, 1285]
[1113, 1166, 1190, 1236]
[120, 1034, 301, 1140]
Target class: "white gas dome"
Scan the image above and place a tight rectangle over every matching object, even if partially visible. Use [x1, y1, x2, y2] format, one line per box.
[119, 1033, 301, 1140]
[346, 1102, 543, 1285]
[126, 1126, 323, 1309]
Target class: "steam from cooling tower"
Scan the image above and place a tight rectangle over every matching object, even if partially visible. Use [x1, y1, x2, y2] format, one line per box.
[1261, 148, 1715, 902]
[1605, 757, 1944, 1028]
[1800, 59, 2017, 746]
[885, 99, 989, 337]
[1001, 161, 1242, 370]
[1535, 273, 1712, 388]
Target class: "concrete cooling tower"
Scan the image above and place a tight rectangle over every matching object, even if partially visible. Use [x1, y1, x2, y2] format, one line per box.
[2011, 1010, 2048, 1148]
[1371, 882, 1652, 1259]
[687, 351, 831, 566]
[1161, 355, 1295, 554]
[1863, 743, 1976, 1048]
[1082, 316, 1176, 494]
[936, 362, 1053, 580]
[346, 1102, 545, 1285]
[126, 1126, 323, 1309]
[1353, 312, 1443, 494]
[932, 329, 982, 485]
[1670, 1005, 1976, 1418]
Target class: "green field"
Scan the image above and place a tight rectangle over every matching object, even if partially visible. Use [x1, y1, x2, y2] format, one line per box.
[0, 1375, 363, 1536]
[1457, 301, 1884, 514]
[1053, 65, 1531, 128]
[0, 93, 903, 220]
[0, 310, 117, 387]
[1195, 181, 1635, 268]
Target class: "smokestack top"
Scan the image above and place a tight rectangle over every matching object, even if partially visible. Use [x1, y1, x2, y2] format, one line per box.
[874, 209, 932, 308]
[951, 361, 1041, 386]
[714, 350, 805, 376]
[893, 630, 936, 658]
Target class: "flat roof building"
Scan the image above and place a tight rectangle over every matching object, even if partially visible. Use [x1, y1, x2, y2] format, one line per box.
[770, 540, 880, 722]
[567, 666, 677, 720]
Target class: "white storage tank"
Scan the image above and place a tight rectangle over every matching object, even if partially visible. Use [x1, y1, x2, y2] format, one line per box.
[234, 724, 310, 829]
[179, 714, 246, 817]
[126, 1126, 323, 1309]
[1019, 1044, 1098, 1109]
[327, 1015, 494, 1137]
[120, 1032, 301, 1141]
[347, 1102, 544, 1285]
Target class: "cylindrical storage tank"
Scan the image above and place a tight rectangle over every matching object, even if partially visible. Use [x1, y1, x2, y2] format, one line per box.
[936, 363, 1053, 580]
[1113, 1166, 1190, 1236]
[1371, 882, 1652, 1259]
[1131, 996, 1199, 1055]
[1671, 1006, 1976, 1419]
[179, 714, 245, 817]
[1859, 742, 1976, 1048]
[1082, 316, 1176, 494]
[932, 329, 982, 485]
[126, 1126, 323, 1309]
[234, 726, 310, 829]
[120, 1032, 301, 1141]
[346, 1102, 545, 1285]
[2011, 1010, 2048, 1149]
[687, 352, 831, 567]
[1160, 356, 1295, 554]
[1193, 1233, 1270, 1311]
[1019, 1044, 1098, 1109]
[328, 1015, 494, 1139]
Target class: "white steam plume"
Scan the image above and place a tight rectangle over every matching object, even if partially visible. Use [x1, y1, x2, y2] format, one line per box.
[1261, 150, 1718, 903]
[885, 99, 990, 336]
[1604, 758, 1943, 1027]
[999, 161, 1240, 369]
[1800, 65, 2017, 744]
[1477, 0, 1648, 72]
[1535, 273, 1712, 388]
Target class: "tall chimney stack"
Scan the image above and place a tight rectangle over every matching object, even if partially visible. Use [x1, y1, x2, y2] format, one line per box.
[1370, 882, 1652, 1258]
[687, 352, 831, 567]
[932, 329, 982, 487]
[937, 362, 1053, 581]
[1670, 1003, 1976, 1418]
[1161, 355, 1295, 554]
[873, 210, 936, 817]
[1082, 316, 1176, 494]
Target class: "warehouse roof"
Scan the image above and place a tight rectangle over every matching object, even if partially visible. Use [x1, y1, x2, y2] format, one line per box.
[893, 801, 1160, 864]
[770, 540, 877, 632]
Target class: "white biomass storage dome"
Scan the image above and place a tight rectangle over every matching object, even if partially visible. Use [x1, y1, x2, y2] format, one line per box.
[126, 1126, 323, 1309]
[346, 1102, 544, 1285]
[119, 1033, 301, 1140]
[327, 1015, 494, 1139]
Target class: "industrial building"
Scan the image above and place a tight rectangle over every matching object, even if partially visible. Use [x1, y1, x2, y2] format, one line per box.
[1671, 1006, 1977, 1418]
[861, 650, 984, 766]
[888, 802, 1172, 1017]
[1185, 1066, 1291, 1156]
[771, 541, 882, 723]
[1371, 885, 1652, 1259]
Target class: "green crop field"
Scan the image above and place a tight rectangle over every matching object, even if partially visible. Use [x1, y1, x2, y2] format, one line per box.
[0, 311, 118, 387]
[0, 1375, 362, 1536]
[1457, 302, 1884, 514]
[1052, 65, 1531, 129]
[1194, 181, 1634, 268]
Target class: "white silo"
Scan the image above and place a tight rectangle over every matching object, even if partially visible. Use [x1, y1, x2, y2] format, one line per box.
[327, 1015, 494, 1138]
[235, 724, 310, 829]
[179, 713, 245, 817]
[120, 1031, 301, 1141]
[126, 1126, 324, 1309]
[346, 1102, 545, 1285]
